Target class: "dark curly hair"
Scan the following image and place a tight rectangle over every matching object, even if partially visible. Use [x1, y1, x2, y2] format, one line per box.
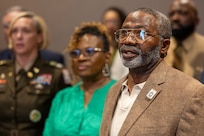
[67, 22, 112, 53]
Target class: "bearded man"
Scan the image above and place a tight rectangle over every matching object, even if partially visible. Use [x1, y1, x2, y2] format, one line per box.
[165, 0, 204, 82]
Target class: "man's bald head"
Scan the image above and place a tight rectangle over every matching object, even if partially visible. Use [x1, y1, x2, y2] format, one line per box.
[168, 0, 199, 41]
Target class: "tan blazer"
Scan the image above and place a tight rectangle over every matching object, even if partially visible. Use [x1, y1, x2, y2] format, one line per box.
[165, 32, 204, 81]
[100, 60, 204, 136]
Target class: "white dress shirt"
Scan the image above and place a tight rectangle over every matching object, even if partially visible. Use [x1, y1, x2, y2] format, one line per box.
[110, 80, 146, 136]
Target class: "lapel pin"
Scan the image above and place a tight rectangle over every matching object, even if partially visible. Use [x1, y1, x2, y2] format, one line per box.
[146, 89, 157, 100]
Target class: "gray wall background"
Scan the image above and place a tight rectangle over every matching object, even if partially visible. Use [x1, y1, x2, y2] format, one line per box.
[1, 0, 204, 55]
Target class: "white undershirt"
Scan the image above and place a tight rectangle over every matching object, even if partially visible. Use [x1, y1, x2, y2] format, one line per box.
[110, 80, 146, 136]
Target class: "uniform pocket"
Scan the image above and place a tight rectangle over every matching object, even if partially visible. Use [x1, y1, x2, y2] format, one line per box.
[0, 83, 7, 93]
[26, 85, 51, 95]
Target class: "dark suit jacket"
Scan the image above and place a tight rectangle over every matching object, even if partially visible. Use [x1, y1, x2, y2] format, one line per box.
[0, 48, 65, 65]
[100, 60, 204, 136]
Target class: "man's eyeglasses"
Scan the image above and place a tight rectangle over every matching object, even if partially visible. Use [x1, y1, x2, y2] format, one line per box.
[114, 29, 161, 43]
[69, 47, 104, 59]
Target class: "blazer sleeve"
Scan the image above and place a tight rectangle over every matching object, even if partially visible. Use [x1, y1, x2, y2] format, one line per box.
[176, 86, 204, 136]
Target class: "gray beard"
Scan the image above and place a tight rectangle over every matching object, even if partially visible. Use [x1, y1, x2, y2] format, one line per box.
[119, 45, 161, 69]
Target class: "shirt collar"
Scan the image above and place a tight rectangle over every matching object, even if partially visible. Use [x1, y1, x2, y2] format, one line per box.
[15, 57, 37, 74]
[172, 32, 196, 52]
[121, 79, 146, 92]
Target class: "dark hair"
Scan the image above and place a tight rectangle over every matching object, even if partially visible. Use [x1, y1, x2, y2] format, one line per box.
[103, 6, 126, 26]
[68, 22, 112, 52]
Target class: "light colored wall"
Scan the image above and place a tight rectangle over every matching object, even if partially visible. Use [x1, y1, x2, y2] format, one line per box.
[0, 0, 204, 54]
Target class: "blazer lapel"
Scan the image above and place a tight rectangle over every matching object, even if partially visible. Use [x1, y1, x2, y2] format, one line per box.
[16, 69, 28, 91]
[101, 76, 128, 136]
[15, 56, 43, 92]
[118, 61, 167, 136]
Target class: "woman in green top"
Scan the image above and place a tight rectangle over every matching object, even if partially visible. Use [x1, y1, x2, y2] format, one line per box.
[43, 22, 116, 136]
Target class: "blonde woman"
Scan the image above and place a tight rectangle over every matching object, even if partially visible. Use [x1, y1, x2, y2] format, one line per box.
[0, 12, 70, 136]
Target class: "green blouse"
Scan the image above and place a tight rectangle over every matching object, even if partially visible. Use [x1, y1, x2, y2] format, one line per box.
[43, 80, 116, 136]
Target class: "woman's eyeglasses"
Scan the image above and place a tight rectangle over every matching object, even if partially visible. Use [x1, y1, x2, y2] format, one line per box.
[114, 29, 161, 43]
[69, 47, 104, 59]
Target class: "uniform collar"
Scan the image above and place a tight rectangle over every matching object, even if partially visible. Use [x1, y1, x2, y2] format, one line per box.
[15, 54, 40, 74]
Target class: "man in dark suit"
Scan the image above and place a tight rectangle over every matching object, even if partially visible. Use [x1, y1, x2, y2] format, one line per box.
[100, 7, 204, 136]
[0, 5, 65, 65]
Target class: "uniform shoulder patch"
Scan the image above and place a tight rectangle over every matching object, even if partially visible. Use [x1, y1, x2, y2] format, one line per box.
[47, 61, 63, 68]
[0, 60, 12, 66]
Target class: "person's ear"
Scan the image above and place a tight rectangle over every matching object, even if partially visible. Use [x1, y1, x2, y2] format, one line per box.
[160, 39, 170, 58]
